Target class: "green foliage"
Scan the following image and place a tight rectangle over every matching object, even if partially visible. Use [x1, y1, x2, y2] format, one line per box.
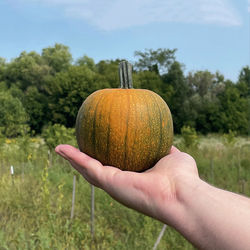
[42, 43, 72, 73]
[45, 65, 109, 127]
[42, 123, 76, 150]
[134, 48, 177, 74]
[223, 130, 237, 146]
[181, 126, 199, 148]
[0, 57, 6, 82]
[0, 135, 249, 249]
[76, 55, 96, 71]
[0, 92, 30, 137]
[0, 81, 8, 92]
[218, 81, 249, 134]
[23, 86, 49, 133]
[238, 65, 250, 97]
[0, 44, 249, 136]
[96, 59, 122, 88]
[162, 61, 189, 133]
[184, 71, 225, 133]
[133, 70, 166, 95]
[5, 51, 51, 91]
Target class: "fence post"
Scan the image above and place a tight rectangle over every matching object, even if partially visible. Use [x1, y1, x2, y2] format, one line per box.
[71, 175, 76, 219]
[210, 158, 214, 184]
[48, 150, 52, 168]
[10, 165, 14, 185]
[153, 224, 167, 250]
[91, 184, 95, 238]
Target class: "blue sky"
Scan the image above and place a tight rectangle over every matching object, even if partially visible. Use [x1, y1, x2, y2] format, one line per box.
[0, 0, 249, 82]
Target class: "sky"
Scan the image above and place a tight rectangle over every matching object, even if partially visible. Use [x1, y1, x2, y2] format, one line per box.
[0, 0, 249, 82]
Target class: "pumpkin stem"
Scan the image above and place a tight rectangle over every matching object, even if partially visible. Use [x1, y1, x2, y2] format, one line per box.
[119, 61, 133, 89]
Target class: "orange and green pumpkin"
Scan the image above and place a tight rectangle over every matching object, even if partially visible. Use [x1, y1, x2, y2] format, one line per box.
[76, 61, 173, 172]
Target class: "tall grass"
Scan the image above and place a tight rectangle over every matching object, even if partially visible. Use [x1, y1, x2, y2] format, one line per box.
[0, 135, 249, 249]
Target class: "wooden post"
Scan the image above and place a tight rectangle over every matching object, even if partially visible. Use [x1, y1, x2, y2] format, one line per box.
[71, 175, 76, 219]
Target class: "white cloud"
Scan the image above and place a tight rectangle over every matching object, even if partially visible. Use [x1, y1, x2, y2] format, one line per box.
[248, 0, 250, 12]
[18, 0, 242, 30]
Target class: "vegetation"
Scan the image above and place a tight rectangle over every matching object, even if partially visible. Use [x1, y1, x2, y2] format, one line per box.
[0, 134, 249, 249]
[0, 44, 249, 136]
[0, 44, 249, 248]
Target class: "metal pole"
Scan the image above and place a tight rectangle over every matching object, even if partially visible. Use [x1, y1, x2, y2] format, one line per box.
[91, 184, 95, 238]
[10, 165, 14, 185]
[153, 224, 167, 250]
[71, 175, 76, 219]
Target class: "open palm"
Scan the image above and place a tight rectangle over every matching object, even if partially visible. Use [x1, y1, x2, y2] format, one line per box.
[55, 145, 198, 225]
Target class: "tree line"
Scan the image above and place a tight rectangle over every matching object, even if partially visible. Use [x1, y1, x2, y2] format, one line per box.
[0, 43, 249, 137]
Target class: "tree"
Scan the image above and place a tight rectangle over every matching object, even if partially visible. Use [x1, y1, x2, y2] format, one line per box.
[0, 57, 6, 82]
[239, 66, 250, 86]
[76, 55, 96, 71]
[185, 70, 225, 133]
[162, 61, 189, 133]
[237, 66, 250, 98]
[218, 81, 249, 134]
[133, 70, 164, 92]
[0, 92, 29, 137]
[5, 51, 51, 91]
[134, 48, 177, 74]
[42, 43, 72, 73]
[45, 65, 110, 127]
[96, 59, 123, 88]
[23, 86, 49, 133]
[187, 70, 225, 97]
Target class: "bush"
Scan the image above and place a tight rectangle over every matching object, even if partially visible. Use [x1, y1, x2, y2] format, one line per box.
[223, 130, 237, 146]
[42, 123, 77, 150]
[0, 92, 30, 137]
[181, 125, 199, 148]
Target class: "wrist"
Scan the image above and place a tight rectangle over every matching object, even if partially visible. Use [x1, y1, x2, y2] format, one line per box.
[170, 175, 250, 250]
[155, 174, 204, 227]
[162, 176, 209, 247]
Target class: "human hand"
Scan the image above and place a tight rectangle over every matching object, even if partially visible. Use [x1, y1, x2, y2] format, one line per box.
[55, 145, 200, 225]
[56, 145, 250, 250]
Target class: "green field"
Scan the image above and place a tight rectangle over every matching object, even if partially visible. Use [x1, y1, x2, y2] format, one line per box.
[0, 135, 249, 249]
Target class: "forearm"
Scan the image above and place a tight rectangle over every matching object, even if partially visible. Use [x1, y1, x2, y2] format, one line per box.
[169, 177, 250, 250]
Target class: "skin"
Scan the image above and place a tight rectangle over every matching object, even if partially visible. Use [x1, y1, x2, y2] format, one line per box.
[55, 144, 250, 250]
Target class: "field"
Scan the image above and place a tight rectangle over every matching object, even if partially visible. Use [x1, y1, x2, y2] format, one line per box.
[0, 134, 250, 249]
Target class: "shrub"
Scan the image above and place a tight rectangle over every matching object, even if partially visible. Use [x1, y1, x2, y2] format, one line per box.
[181, 125, 199, 148]
[42, 123, 77, 150]
[0, 92, 30, 137]
[223, 130, 237, 146]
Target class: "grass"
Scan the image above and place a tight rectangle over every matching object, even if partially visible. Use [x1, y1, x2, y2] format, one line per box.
[0, 134, 249, 249]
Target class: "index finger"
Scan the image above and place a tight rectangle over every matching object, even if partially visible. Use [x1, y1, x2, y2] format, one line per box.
[55, 144, 121, 188]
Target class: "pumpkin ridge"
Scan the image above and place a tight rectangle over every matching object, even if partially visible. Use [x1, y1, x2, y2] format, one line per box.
[95, 90, 112, 163]
[76, 92, 101, 153]
[141, 91, 153, 169]
[131, 91, 141, 171]
[150, 91, 163, 162]
[105, 91, 115, 165]
[123, 91, 130, 170]
[92, 92, 107, 158]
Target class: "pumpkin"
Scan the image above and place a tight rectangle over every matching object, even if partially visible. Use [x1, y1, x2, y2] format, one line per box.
[76, 61, 173, 172]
